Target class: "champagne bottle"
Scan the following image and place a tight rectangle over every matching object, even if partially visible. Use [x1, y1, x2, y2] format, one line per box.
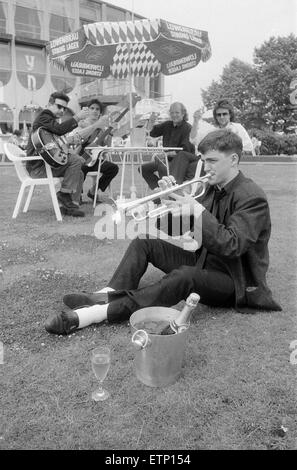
[160, 293, 200, 335]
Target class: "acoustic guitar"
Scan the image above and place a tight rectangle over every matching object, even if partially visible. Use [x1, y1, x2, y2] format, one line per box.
[31, 93, 141, 169]
[31, 128, 69, 168]
[80, 92, 141, 167]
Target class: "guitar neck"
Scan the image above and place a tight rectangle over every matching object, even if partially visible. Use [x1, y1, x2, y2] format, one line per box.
[94, 106, 130, 144]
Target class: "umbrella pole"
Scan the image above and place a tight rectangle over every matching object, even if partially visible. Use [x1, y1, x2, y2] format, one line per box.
[129, 70, 133, 132]
[129, 1, 135, 133]
[128, 0, 136, 200]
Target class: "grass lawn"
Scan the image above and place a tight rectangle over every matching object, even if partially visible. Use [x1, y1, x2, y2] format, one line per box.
[0, 162, 297, 450]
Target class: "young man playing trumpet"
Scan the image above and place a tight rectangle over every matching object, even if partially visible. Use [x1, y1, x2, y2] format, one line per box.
[45, 130, 281, 335]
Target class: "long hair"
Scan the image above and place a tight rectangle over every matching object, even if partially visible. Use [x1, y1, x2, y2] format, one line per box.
[87, 99, 104, 114]
[213, 99, 235, 125]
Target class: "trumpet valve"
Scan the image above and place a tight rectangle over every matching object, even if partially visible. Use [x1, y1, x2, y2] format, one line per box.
[129, 201, 154, 220]
[112, 210, 122, 224]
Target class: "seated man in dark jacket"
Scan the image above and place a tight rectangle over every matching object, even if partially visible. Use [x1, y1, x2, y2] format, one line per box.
[26, 92, 107, 217]
[44, 129, 281, 335]
[139, 102, 198, 189]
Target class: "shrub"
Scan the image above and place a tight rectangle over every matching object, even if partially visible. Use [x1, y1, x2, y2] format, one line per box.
[248, 128, 297, 155]
[281, 134, 297, 155]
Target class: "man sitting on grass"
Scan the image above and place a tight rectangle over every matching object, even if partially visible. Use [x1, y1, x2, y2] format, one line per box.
[45, 130, 281, 335]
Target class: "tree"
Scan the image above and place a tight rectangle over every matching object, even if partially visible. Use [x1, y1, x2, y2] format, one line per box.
[253, 35, 297, 132]
[201, 58, 265, 129]
[201, 35, 297, 132]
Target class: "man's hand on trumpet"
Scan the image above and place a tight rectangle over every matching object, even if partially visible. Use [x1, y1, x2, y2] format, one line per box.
[156, 175, 177, 210]
[157, 175, 203, 218]
[153, 175, 204, 252]
[157, 175, 176, 191]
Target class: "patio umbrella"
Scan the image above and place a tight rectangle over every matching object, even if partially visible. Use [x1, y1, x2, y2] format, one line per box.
[48, 18, 211, 128]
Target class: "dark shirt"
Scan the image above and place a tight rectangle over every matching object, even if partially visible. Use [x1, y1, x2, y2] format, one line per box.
[197, 171, 282, 312]
[150, 120, 195, 154]
[26, 108, 78, 172]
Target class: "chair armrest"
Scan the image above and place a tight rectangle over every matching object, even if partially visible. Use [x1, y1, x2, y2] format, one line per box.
[19, 155, 43, 161]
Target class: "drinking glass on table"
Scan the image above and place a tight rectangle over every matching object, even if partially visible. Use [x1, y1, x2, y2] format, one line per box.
[91, 346, 111, 401]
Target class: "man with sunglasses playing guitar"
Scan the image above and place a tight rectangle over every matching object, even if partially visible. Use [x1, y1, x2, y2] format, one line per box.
[26, 92, 108, 217]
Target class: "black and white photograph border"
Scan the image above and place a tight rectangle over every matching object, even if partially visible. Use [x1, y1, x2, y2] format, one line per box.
[0, 0, 296, 454]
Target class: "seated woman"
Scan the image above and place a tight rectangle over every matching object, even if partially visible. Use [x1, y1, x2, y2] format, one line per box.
[77, 99, 119, 203]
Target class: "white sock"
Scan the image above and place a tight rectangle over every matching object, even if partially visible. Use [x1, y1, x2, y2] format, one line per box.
[94, 287, 115, 294]
[75, 304, 108, 329]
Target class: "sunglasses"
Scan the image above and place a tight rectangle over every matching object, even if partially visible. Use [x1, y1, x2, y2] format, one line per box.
[216, 112, 229, 117]
[56, 103, 67, 111]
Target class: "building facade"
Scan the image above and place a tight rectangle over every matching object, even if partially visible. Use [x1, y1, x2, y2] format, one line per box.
[0, 0, 164, 133]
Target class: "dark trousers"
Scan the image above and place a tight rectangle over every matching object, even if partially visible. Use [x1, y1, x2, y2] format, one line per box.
[28, 154, 84, 204]
[82, 160, 119, 192]
[106, 237, 235, 322]
[140, 151, 199, 189]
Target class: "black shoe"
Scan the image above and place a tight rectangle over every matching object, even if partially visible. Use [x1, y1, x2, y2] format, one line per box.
[45, 310, 79, 335]
[63, 292, 108, 309]
[60, 207, 85, 217]
[87, 190, 95, 202]
[87, 190, 107, 203]
[57, 191, 77, 209]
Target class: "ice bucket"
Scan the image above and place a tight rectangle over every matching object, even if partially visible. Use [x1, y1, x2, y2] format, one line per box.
[130, 306, 189, 387]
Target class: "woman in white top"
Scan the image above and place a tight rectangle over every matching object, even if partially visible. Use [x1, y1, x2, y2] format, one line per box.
[190, 99, 255, 155]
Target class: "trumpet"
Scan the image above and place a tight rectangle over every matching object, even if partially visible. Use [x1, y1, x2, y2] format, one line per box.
[113, 173, 211, 223]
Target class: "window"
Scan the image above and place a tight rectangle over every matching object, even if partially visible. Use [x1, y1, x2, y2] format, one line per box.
[0, 1, 7, 34]
[80, 0, 102, 25]
[49, 0, 76, 40]
[15, 0, 40, 7]
[48, 0, 76, 17]
[149, 77, 161, 99]
[0, 42, 11, 86]
[0, 104, 13, 134]
[49, 14, 74, 39]
[14, 6, 41, 39]
[106, 6, 126, 22]
[15, 45, 46, 90]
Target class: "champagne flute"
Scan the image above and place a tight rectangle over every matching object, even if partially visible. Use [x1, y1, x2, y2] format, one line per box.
[91, 346, 111, 401]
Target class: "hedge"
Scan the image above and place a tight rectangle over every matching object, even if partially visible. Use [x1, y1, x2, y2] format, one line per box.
[249, 128, 297, 155]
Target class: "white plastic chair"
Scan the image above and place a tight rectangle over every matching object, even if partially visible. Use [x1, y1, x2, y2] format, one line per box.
[85, 149, 114, 208]
[4, 142, 63, 221]
[190, 158, 203, 196]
